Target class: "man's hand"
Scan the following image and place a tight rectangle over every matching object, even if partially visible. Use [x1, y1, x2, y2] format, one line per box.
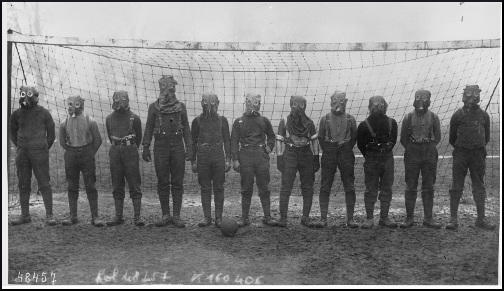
[313, 155, 320, 173]
[142, 146, 151, 162]
[265, 145, 272, 154]
[233, 160, 240, 172]
[225, 159, 232, 173]
[191, 161, 198, 173]
[185, 151, 192, 161]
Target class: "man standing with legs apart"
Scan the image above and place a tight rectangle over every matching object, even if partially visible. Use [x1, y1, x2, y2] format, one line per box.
[10, 86, 57, 226]
[446, 85, 495, 231]
[60, 95, 104, 226]
[400, 89, 442, 229]
[316, 90, 358, 228]
[357, 96, 398, 229]
[191, 93, 232, 228]
[275, 95, 320, 228]
[106, 91, 144, 227]
[142, 75, 192, 228]
[231, 93, 277, 227]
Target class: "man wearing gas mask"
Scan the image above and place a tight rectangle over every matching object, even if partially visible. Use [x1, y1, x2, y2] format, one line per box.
[10, 86, 57, 226]
[230, 93, 277, 227]
[357, 96, 398, 229]
[316, 91, 358, 228]
[446, 85, 495, 230]
[142, 75, 192, 228]
[275, 95, 320, 227]
[105, 91, 144, 226]
[59, 95, 104, 226]
[191, 93, 231, 228]
[399, 90, 442, 229]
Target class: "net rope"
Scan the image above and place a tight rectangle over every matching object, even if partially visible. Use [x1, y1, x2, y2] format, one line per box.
[7, 36, 500, 205]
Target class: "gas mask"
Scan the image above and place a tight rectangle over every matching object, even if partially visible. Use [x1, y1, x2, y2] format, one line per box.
[290, 95, 307, 117]
[112, 90, 130, 112]
[67, 95, 84, 117]
[245, 93, 261, 115]
[330, 91, 347, 115]
[158, 75, 178, 103]
[201, 93, 219, 118]
[368, 95, 388, 116]
[19, 86, 39, 108]
[462, 85, 481, 110]
[413, 89, 431, 114]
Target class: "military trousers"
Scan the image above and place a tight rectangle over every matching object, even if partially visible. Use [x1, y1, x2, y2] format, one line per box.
[404, 143, 438, 203]
[449, 147, 487, 211]
[197, 145, 225, 219]
[363, 151, 394, 217]
[153, 140, 186, 216]
[64, 144, 98, 202]
[16, 146, 53, 216]
[109, 144, 142, 200]
[319, 144, 356, 219]
[279, 145, 314, 218]
[239, 147, 271, 217]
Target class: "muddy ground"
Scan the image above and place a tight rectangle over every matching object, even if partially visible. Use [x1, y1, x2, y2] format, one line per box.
[7, 183, 500, 286]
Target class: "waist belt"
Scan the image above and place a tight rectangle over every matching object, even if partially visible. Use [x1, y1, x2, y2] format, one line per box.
[409, 137, 433, 144]
[66, 143, 93, 150]
[285, 143, 310, 149]
[241, 143, 265, 148]
[112, 140, 135, 146]
[199, 142, 223, 148]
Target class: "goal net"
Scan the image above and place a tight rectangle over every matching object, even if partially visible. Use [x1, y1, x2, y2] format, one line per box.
[7, 32, 500, 205]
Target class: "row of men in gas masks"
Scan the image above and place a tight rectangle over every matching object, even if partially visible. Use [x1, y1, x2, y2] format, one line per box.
[9, 78, 494, 231]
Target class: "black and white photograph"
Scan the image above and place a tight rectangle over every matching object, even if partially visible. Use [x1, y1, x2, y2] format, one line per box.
[2, 2, 502, 287]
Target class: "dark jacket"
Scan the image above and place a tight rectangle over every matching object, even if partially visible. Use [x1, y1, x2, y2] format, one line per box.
[142, 101, 192, 156]
[449, 106, 490, 149]
[357, 114, 398, 156]
[191, 115, 231, 161]
[230, 113, 275, 161]
[400, 110, 441, 147]
[105, 110, 142, 147]
[10, 105, 55, 149]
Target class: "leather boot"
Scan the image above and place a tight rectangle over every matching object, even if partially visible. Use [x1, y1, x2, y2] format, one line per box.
[10, 193, 32, 226]
[300, 216, 317, 228]
[361, 202, 374, 229]
[214, 191, 224, 228]
[132, 198, 145, 226]
[474, 193, 496, 230]
[400, 198, 416, 228]
[62, 197, 79, 226]
[156, 196, 172, 226]
[238, 195, 251, 227]
[276, 215, 288, 227]
[422, 192, 441, 229]
[379, 201, 397, 228]
[346, 203, 358, 228]
[41, 189, 57, 226]
[155, 214, 172, 227]
[107, 198, 125, 226]
[446, 190, 461, 230]
[172, 190, 185, 228]
[261, 196, 279, 226]
[89, 199, 105, 227]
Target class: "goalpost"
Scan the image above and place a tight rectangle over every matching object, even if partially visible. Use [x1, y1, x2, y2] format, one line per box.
[7, 30, 501, 206]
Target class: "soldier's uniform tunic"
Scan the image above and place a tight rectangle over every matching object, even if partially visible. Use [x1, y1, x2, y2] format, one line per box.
[231, 112, 276, 222]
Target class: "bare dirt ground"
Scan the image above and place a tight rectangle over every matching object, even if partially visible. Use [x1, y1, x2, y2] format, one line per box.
[7, 183, 500, 286]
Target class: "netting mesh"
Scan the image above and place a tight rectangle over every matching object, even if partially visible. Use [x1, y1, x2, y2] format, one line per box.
[7, 37, 500, 204]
